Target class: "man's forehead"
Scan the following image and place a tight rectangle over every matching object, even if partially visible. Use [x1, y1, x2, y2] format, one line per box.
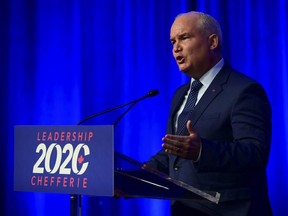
[170, 27, 189, 38]
[170, 16, 199, 37]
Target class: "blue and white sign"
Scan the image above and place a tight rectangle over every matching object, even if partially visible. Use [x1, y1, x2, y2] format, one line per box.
[14, 125, 114, 196]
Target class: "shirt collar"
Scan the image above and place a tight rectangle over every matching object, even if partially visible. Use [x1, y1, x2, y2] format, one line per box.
[191, 58, 224, 88]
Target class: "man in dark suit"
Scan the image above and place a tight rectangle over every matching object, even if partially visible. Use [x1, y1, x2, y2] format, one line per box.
[145, 11, 272, 216]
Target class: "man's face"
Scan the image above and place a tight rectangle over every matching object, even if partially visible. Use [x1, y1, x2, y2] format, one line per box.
[170, 14, 211, 78]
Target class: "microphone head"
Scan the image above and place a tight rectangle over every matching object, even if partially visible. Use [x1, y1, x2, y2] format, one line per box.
[147, 90, 159, 97]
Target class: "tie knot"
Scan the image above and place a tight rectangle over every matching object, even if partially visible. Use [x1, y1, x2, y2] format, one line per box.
[191, 80, 202, 92]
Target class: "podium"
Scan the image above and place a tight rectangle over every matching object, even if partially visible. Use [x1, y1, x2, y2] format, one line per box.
[114, 151, 220, 203]
[14, 125, 220, 215]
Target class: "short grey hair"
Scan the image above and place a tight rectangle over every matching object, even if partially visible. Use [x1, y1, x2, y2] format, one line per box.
[177, 11, 223, 49]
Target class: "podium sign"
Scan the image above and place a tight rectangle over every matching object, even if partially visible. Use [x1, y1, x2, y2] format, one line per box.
[14, 125, 114, 196]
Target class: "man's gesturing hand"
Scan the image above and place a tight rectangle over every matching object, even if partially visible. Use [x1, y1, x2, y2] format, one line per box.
[162, 120, 202, 161]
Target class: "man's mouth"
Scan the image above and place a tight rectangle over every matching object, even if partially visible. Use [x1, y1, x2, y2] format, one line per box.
[176, 56, 185, 64]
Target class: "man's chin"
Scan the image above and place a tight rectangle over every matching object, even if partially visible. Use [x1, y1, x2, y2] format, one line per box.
[179, 66, 189, 74]
[178, 64, 187, 72]
[179, 68, 193, 77]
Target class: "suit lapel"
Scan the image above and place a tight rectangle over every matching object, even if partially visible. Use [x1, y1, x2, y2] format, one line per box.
[190, 65, 231, 128]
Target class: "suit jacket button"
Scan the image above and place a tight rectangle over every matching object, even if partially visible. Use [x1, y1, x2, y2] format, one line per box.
[174, 167, 178, 171]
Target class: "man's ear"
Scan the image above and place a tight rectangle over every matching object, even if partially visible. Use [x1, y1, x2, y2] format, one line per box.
[208, 34, 219, 50]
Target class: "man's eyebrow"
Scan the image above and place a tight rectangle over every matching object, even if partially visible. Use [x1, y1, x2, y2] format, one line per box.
[170, 32, 192, 41]
[174, 32, 191, 38]
[179, 32, 191, 37]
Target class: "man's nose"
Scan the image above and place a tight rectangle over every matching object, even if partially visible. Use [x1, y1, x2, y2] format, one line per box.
[173, 41, 182, 53]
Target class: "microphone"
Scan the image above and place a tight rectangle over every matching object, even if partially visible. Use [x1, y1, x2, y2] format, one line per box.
[77, 90, 159, 125]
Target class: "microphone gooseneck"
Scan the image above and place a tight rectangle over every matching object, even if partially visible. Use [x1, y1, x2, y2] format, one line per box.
[77, 90, 159, 125]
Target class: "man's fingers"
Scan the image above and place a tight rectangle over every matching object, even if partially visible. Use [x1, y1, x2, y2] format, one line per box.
[162, 137, 182, 147]
[161, 134, 180, 155]
[162, 142, 181, 155]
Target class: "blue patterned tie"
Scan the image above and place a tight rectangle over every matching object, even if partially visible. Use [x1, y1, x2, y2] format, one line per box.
[176, 80, 203, 135]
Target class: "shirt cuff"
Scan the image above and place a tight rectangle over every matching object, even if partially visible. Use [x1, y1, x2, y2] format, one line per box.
[193, 143, 202, 162]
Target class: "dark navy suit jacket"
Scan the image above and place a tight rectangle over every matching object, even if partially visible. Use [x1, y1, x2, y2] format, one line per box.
[146, 64, 272, 216]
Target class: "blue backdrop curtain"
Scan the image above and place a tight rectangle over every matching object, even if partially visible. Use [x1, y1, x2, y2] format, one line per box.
[1, 0, 287, 215]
